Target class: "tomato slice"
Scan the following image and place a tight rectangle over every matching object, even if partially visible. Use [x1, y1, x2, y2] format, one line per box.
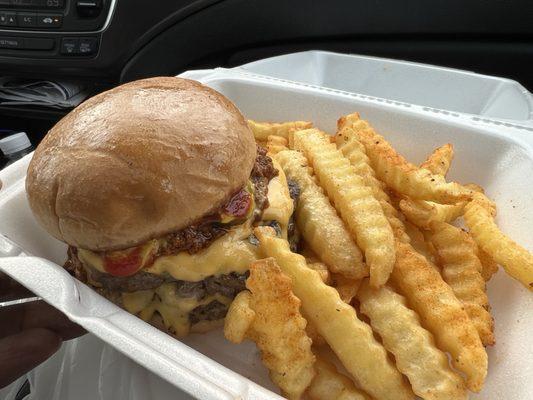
[103, 247, 143, 277]
[224, 189, 252, 218]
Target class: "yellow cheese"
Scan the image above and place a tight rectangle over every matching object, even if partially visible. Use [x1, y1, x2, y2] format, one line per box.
[80, 226, 258, 281]
[152, 301, 191, 337]
[133, 282, 234, 337]
[122, 290, 155, 314]
[261, 159, 294, 239]
[158, 285, 233, 312]
[145, 226, 258, 281]
[78, 248, 106, 272]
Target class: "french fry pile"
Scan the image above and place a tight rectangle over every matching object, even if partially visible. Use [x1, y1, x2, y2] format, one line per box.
[224, 116, 533, 400]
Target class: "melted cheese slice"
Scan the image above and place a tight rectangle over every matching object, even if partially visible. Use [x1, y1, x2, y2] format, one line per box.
[78, 249, 106, 272]
[122, 290, 155, 314]
[123, 283, 233, 337]
[145, 225, 258, 281]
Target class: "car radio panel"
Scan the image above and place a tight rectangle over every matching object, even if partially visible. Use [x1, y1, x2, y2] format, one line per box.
[0, 0, 112, 58]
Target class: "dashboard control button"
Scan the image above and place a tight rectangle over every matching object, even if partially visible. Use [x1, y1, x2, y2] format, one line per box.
[78, 36, 97, 54]
[36, 12, 61, 27]
[76, 0, 101, 18]
[60, 37, 78, 54]
[24, 37, 54, 49]
[0, 36, 22, 48]
[0, 11, 17, 26]
[17, 12, 36, 27]
[0, 36, 53, 50]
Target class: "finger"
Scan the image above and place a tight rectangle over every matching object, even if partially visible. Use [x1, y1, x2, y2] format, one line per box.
[0, 274, 33, 303]
[22, 302, 86, 340]
[0, 328, 61, 388]
[0, 306, 24, 338]
[0, 302, 86, 340]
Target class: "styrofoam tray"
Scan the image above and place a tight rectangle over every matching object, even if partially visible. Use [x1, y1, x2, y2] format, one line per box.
[236, 50, 533, 123]
[1, 69, 533, 400]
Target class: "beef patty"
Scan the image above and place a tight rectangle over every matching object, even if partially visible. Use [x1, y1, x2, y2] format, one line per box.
[66, 246, 248, 296]
[189, 300, 229, 324]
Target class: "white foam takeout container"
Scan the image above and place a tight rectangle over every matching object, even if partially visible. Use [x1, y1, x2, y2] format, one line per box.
[1, 65, 533, 400]
[236, 50, 533, 124]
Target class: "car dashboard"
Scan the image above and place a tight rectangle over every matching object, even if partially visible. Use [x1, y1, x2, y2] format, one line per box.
[0, 0, 531, 142]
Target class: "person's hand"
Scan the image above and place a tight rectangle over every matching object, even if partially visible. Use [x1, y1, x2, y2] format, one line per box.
[0, 275, 85, 388]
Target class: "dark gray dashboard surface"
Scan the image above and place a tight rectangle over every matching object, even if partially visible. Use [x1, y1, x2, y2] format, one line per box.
[0, 0, 530, 85]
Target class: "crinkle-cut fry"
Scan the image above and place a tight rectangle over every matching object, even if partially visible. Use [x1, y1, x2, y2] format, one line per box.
[224, 291, 255, 344]
[420, 143, 454, 176]
[331, 274, 362, 304]
[292, 129, 395, 287]
[403, 221, 439, 266]
[399, 198, 466, 229]
[465, 183, 488, 195]
[387, 187, 403, 210]
[464, 196, 533, 291]
[245, 258, 316, 399]
[455, 183, 497, 219]
[348, 116, 471, 203]
[266, 134, 289, 155]
[307, 261, 331, 284]
[400, 143, 464, 228]
[276, 150, 367, 279]
[248, 119, 313, 141]
[301, 246, 333, 286]
[398, 143, 465, 228]
[308, 357, 373, 400]
[335, 116, 409, 243]
[305, 316, 326, 347]
[335, 114, 387, 195]
[469, 190, 497, 217]
[336, 112, 362, 130]
[421, 229, 440, 266]
[254, 227, 414, 400]
[429, 221, 495, 346]
[300, 242, 320, 263]
[390, 240, 488, 392]
[475, 243, 499, 282]
[358, 281, 468, 400]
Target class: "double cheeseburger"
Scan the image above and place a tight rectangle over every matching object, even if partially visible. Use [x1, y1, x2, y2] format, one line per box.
[26, 77, 297, 337]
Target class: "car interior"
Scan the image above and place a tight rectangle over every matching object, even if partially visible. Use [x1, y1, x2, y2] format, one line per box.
[0, 0, 531, 148]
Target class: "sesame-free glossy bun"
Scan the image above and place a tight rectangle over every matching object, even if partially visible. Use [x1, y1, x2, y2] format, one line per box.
[26, 77, 256, 251]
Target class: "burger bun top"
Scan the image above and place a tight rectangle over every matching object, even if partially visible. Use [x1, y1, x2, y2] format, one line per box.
[26, 77, 256, 251]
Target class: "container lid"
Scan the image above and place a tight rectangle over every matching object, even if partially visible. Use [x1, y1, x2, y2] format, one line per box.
[0, 132, 31, 155]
